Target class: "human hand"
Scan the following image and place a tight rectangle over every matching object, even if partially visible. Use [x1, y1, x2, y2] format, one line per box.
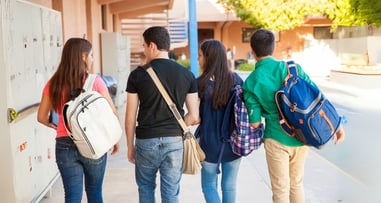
[334, 125, 345, 145]
[48, 123, 57, 130]
[250, 122, 261, 129]
[127, 146, 135, 164]
[110, 143, 119, 155]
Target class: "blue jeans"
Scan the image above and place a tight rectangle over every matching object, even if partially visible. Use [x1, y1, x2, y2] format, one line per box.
[55, 137, 107, 203]
[201, 158, 242, 203]
[135, 136, 183, 203]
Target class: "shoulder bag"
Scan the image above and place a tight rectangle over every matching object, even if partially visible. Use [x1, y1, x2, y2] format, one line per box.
[145, 65, 205, 175]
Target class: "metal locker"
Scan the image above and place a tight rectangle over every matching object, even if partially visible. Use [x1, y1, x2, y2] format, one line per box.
[0, 0, 63, 202]
[101, 32, 131, 109]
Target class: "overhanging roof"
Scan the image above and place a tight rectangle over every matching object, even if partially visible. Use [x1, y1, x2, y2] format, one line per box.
[98, 0, 174, 18]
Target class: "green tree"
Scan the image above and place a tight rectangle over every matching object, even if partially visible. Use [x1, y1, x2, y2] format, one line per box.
[218, 0, 381, 31]
[325, 0, 356, 29]
[349, 0, 381, 26]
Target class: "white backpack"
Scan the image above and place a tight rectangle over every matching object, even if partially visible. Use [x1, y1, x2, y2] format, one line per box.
[63, 74, 122, 159]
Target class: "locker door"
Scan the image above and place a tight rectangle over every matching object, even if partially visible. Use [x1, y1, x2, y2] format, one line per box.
[10, 114, 37, 202]
[4, 1, 61, 202]
[11, 1, 44, 111]
[40, 8, 62, 78]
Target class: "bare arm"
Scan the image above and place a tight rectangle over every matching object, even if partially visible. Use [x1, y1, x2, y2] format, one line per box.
[125, 92, 139, 163]
[37, 94, 56, 129]
[183, 92, 200, 126]
[334, 125, 345, 145]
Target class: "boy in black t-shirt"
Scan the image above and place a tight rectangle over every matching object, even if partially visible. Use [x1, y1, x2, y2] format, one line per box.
[125, 26, 200, 203]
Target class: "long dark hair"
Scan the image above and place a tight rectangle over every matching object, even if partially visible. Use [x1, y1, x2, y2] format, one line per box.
[49, 38, 92, 111]
[198, 39, 234, 109]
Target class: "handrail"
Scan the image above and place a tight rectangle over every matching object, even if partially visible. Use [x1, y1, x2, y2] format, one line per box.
[8, 103, 40, 123]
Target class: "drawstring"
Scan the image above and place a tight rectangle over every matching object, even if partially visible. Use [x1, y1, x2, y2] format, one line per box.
[216, 142, 225, 174]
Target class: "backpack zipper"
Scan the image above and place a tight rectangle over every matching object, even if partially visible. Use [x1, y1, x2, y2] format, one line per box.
[281, 92, 322, 114]
[69, 93, 99, 155]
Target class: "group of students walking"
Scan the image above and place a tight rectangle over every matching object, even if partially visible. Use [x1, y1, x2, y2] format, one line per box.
[37, 26, 345, 203]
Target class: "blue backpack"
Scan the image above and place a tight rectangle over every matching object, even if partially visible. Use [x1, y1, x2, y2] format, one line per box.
[224, 85, 264, 156]
[275, 60, 341, 148]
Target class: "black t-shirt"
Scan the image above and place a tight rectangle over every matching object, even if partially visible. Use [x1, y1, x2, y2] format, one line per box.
[126, 59, 198, 139]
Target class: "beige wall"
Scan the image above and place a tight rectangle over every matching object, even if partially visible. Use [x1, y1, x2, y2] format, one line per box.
[52, 0, 88, 40]
[276, 27, 313, 59]
[173, 21, 317, 62]
[224, 21, 252, 60]
[85, 0, 104, 74]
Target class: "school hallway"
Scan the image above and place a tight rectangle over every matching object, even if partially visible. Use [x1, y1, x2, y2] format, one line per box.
[39, 70, 381, 203]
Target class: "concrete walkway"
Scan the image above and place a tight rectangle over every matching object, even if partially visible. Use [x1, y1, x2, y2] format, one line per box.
[39, 121, 374, 203]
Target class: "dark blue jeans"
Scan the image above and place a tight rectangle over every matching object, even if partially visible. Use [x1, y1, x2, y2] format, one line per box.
[56, 137, 107, 203]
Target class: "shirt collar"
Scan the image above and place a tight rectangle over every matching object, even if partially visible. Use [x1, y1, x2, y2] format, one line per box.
[256, 56, 275, 67]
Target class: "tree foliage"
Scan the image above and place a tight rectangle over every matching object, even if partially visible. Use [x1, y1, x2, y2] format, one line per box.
[325, 0, 356, 29]
[218, 0, 381, 31]
[349, 0, 381, 26]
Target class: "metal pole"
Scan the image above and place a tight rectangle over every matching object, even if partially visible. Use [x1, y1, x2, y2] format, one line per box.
[188, 0, 199, 76]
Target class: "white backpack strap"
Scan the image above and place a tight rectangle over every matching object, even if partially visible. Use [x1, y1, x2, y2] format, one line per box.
[83, 74, 97, 92]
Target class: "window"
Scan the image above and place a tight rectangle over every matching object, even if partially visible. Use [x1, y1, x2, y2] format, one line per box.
[314, 27, 333, 39]
[242, 28, 256, 43]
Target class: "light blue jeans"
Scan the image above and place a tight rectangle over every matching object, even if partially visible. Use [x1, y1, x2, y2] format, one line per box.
[201, 158, 242, 203]
[55, 137, 107, 203]
[135, 136, 183, 203]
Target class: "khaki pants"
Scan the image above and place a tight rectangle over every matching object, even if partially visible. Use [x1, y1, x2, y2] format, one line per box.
[264, 138, 309, 203]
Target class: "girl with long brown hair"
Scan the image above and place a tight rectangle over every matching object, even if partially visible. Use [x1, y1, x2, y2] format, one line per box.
[37, 38, 119, 203]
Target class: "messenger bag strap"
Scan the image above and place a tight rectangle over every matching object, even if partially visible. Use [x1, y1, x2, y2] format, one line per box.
[145, 66, 189, 132]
